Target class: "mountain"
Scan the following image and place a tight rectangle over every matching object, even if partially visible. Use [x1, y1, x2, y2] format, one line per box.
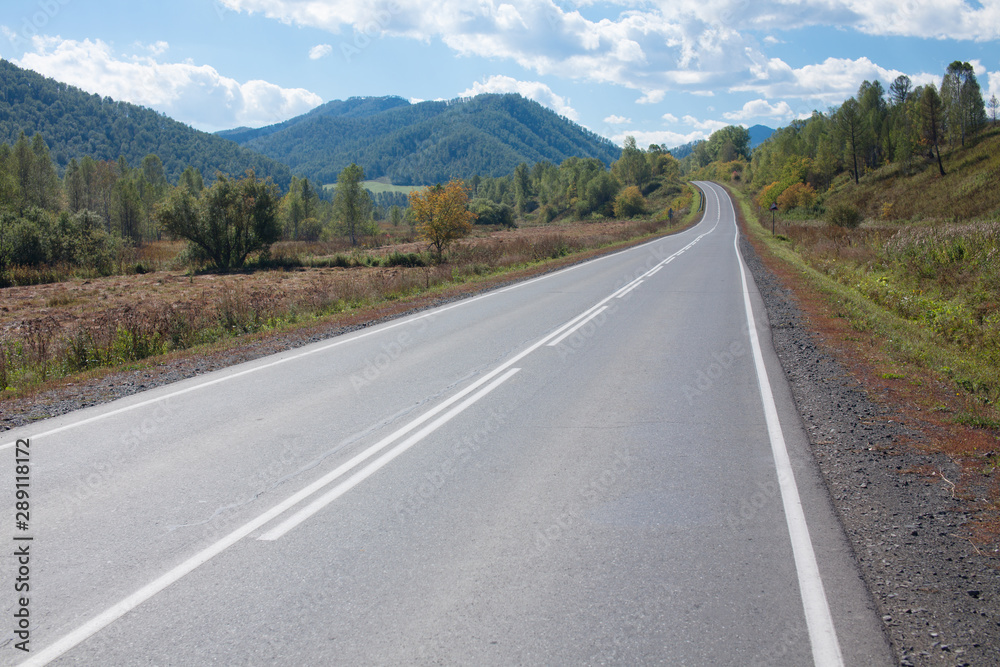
[747, 124, 775, 149]
[220, 94, 622, 185]
[0, 59, 292, 189]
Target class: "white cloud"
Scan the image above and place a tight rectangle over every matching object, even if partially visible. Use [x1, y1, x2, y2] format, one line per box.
[611, 129, 708, 148]
[681, 114, 729, 133]
[14, 36, 322, 132]
[662, 112, 679, 123]
[214, 0, 996, 111]
[309, 44, 332, 59]
[458, 75, 579, 120]
[604, 114, 632, 124]
[723, 98, 795, 121]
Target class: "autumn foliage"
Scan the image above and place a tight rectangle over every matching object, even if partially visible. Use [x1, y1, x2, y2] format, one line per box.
[409, 179, 477, 260]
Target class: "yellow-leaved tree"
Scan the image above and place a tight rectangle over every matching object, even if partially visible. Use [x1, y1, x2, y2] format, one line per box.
[409, 179, 476, 261]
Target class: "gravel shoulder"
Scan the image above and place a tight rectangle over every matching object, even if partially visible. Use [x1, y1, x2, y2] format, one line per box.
[739, 230, 999, 666]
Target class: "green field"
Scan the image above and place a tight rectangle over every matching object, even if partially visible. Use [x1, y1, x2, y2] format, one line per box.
[323, 180, 427, 195]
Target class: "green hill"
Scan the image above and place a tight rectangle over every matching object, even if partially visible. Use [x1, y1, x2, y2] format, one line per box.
[0, 59, 292, 188]
[221, 93, 622, 186]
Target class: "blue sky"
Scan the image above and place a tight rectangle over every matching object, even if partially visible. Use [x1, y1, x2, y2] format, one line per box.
[2, 0, 998, 148]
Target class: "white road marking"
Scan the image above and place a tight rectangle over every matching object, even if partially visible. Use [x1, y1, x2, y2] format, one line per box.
[709, 181, 845, 667]
[615, 280, 644, 298]
[18, 207, 726, 665]
[259, 367, 521, 540]
[546, 307, 610, 347]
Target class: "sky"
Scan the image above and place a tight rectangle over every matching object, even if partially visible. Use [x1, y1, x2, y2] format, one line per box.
[2, 0, 999, 149]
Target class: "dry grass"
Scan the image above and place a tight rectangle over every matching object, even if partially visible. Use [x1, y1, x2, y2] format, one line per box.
[0, 216, 685, 397]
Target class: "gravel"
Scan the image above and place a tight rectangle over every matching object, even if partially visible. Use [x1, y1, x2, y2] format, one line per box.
[3, 230, 997, 665]
[739, 232, 999, 666]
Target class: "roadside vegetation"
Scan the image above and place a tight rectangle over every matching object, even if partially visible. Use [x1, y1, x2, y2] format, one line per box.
[674, 60, 999, 521]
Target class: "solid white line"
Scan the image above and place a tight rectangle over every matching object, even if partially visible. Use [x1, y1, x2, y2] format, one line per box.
[716, 182, 844, 667]
[546, 307, 609, 347]
[615, 280, 644, 298]
[260, 367, 521, 541]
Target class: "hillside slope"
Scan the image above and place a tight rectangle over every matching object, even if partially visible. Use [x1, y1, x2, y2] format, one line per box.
[222, 94, 622, 185]
[821, 125, 1000, 222]
[0, 59, 292, 188]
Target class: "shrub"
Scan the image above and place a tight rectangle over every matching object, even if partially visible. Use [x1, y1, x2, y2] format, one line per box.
[827, 203, 862, 229]
[777, 182, 817, 211]
[613, 186, 647, 218]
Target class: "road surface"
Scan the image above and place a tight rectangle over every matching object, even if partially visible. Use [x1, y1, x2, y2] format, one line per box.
[1, 182, 893, 665]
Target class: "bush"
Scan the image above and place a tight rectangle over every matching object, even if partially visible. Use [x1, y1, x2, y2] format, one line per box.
[777, 182, 817, 211]
[827, 203, 862, 229]
[383, 251, 426, 268]
[470, 199, 515, 228]
[613, 186, 647, 218]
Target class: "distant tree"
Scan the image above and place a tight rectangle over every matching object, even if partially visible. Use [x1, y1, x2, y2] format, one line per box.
[513, 162, 531, 216]
[889, 75, 912, 107]
[409, 180, 476, 261]
[29, 134, 60, 211]
[332, 163, 372, 246]
[112, 177, 143, 244]
[611, 136, 652, 188]
[157, 170, 281, 270]
[988, 94, 999, 125]
[179, 166, 204, 194]
[920, 84, 947, 176]
[707, 125, 751, 162]
[941, 60, 986, 146]
[837, 98, 866, 184]
[389, 205, 404, 227]
[857, 80, 889, 168]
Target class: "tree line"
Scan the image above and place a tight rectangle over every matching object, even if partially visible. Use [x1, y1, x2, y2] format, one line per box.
[1, 121, 685, 278]
[0, 59, 292, 188]
[714, 60, 997, 212]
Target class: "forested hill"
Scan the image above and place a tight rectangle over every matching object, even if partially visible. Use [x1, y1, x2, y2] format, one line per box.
[0, 59, 292, 188]
[220, 93, 623, 185]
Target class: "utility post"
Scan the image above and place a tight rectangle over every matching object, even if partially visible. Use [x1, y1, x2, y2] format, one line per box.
[769, 203, 778, 236]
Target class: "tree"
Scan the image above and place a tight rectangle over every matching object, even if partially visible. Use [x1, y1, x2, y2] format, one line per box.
[179, 166, 204, 194]
[942, 61, 986, 146]
[112, 177, 143, 244]
[611, 136, 651, 188]
[837, 98, 866, 184]
[889, 75, 912, 106]
[157, 171, 281, 270]
[707, 125, 751, 162]
[333, 163, 372, 246]
[513, 162, 531, 216]
[988, 94, 999, 125]
[920, 84, 947, 176]
[409, 180, 476, 261]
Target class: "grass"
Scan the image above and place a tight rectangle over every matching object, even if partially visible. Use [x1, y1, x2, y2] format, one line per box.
[321, 180, 427, 196]
[726, 182, 1000, 524]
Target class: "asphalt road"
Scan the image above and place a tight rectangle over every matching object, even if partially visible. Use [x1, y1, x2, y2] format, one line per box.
[1, 182, 894, 665]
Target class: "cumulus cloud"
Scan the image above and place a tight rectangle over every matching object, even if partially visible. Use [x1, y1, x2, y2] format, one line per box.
[14, 36, 322, 132]
[611, 129, 707, 148]
[458, 75, 579, 120]
[723, 98, 795, 121]
[309, 44, 333, 59]
[604, 114, 632, 124]
[215, 0, 990, 112]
